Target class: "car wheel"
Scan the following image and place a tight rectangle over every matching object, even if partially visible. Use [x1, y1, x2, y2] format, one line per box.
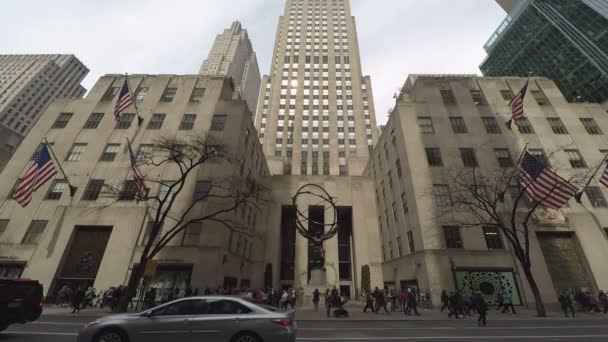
[232, 332, 261, 342]
[95, 329, 128, 342]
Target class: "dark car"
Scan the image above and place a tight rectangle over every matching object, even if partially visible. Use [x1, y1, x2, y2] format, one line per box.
[0, 278, 44, 332]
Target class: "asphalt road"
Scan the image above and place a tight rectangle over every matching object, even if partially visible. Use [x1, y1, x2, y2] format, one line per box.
[2, 316, 608, 341]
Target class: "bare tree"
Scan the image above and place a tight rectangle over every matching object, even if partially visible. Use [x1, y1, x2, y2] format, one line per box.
[103, 134, 267, 312]
[439, 154, 585, 317]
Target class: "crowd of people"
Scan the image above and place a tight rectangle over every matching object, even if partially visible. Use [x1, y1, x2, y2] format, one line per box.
[362, 287, 421, 316]
[56, 284, 129, 313]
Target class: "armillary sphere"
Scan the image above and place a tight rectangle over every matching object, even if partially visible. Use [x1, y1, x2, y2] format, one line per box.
[291, 183, 339, 245]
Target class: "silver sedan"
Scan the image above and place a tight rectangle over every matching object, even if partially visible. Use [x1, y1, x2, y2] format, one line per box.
[77, 296, 296, 342]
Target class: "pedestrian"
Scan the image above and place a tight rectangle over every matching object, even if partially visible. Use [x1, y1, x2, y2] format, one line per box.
[501, 293, 516, 314]
[313, 288, 320, 312]
[204, 287, 211, 295]
[326, 290, 333, 317]
[599, 291, 608, 314]
[558, 291, 575, 318]
[495, 290, 504, 312]
[389, 290, 397, 311]
[405, 288, 420, 316]
[472, 291, 488, 326]
[399, 290, 407, 313]
[363, 289, 375, 313]
[71, 286, 85, 314]
[81, 286, 96, 310]
[440, 290, 450, 313]
[447, 292, 459, 319]
[375, 289, 390, 314]
[324, 289, 330, 309]
[583, 292, 600, 312]
[280, 290, 289, 309]
[56, 285, 72, 308]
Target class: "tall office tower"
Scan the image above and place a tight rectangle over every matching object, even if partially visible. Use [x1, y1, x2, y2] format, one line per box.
[199, 21, 261, 113]
[481, 0, 608, 107]
[254, 0, 379, 176]
[0, 54, 88, 169]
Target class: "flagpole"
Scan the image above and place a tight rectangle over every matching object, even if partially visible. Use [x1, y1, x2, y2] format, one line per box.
[125, 73, 144, 127]
[43, 138, 78, 197]
[574, 153, 608, 203]
[498, 143, 529, 201]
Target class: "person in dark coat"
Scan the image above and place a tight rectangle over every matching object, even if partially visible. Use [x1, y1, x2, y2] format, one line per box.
[312, 289, 320, 312]
[375, 290, 390, 314]
[405, 288, 420, 316]
[440, 290, 450, 312]
[472, 291, 488, 326]
[71, 286, 85, 313]
[326, 291, 334, 317]
[559, 291, 576, 318]
[447, 292, 460, 319]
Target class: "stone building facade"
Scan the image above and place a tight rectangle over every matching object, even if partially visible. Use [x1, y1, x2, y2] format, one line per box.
[366, 74, 608, 307]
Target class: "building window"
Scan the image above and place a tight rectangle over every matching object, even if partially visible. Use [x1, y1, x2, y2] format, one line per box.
[158, 180, 176, 201]
[179, 114, 196, 130]
[115, 113, 135, 129]
[547, 118, 568, 134]
[136, 144, 154, 162]
[81, 179, 104, 201]
[517, 118, 535, 134]
[193, 181, 211, 202]
[82, 112, 104, 129]
[417, 117, 434, 133]
[509, 186, 530, 208]
[530, 90, 549, 106]
[99, 143, 120, 162]
[51, 112, 73, 129]
[135, 87, 148, 102]
[481, 117, 501, 134]
[483, 226, 503, 249]
[443, 225, 463, 248]
[494, 148, 514, 167]
[449, 117, 468, 134]
[528, 149, 550, 167]
[45, 180, 67, 200]
[102, 87, 119, 101]
[401, 192, 408, 214]
[396, 159, 402, 177]
[580, 118, 602, 135]
[118, 180, 137, 201]
[161, 87, 177, 102]
[425, 147, 443, 166]
[339, 165, 347, 175]
[433, 184, 452, 207]
[190, 88, 205, 102]
[147, 113, 166, 130]
[407, 231, 415, 253]
[460, 148, 478, 167]
[584, 186, 607, 207]
[469, 89, 487, 104]
[0, 219, 8, 236]
[66, 143, 87, 161]
[21, 220, 48, 244]
[210, 114, 227, 131]
[565, 149, 586, 168]
[440, 89, 456, 105]
[500, 89, 513, 101]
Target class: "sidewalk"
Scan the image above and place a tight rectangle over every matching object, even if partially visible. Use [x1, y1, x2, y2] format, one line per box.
[294, 300, 608, 321]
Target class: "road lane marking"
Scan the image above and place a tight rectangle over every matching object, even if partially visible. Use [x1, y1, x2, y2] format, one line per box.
[298, 325, 608, 331]
[297, 335, 608, 340]
[5, 331, 78, 336]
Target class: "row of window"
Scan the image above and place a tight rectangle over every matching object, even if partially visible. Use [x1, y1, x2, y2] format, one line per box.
[441, 225, 503, 250]
[440, 87, 549, 106]
[417, 116, 603, 136]
[52, 112, 225, 131]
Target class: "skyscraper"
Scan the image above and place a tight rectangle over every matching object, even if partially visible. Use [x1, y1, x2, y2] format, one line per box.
[480, 0, 608, 106]
[254, 0, 379, 176]
[199, 21, 261, 113]
[0, 54, 88, 170]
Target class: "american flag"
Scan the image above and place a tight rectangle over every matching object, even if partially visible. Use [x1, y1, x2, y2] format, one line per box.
[599, 161, 608, 188]
[127, 140, 146, 199]
[519, 151, 577, 209]
[510, 79, 529, 122]
[114, 79, 133, 121]
[13, 144, 58, 207]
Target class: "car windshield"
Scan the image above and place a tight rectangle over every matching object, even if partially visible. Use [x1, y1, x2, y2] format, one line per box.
[242, 297, 276, 312]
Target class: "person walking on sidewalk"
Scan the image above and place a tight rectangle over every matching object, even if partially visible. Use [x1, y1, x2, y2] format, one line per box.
[559, 291, 575, 318]
[447, 291, 460, 319]
[472, 291, 488, 327]
[399, 290, 407, 313]
[440, 290, 450, 312]
[599, 291, 608, 314]
[312, 288, 320, 312]
[495, 290, 504, 312]
[405, 288, 420, 316]
[375, 289, 390, 314]
[71, 286, 85, 314]
[501, 293, 516, 314]
[326, 291, 334, 318]
[363, 289, 375, 313]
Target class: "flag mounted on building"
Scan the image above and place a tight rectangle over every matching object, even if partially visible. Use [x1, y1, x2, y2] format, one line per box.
[599, 160, 608, 189]
[114, 79, 133, 121]
[519, 151, 577, 209]
[13, 144, 58, 207]
[127, 139, 147, 200]
[506, 78, 530, 130]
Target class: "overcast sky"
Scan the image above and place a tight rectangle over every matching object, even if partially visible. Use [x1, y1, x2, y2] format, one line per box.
[1, 0, 506, 124]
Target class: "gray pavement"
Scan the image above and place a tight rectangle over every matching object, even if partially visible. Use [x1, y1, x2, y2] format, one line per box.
[3, 313, 608, 342]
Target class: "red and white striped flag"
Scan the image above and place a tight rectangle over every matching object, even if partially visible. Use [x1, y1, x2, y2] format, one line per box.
[519, 151, 577, 209]
[127, 140, 146, 199]
[13, 144, 57, 207]
[510, 79, 529, 122]
[599, 162, 608, 188]
[114, 79, 133, 121]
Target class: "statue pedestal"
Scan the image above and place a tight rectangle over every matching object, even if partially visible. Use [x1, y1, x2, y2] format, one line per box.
[309, 269, 327, 286]
[300, 269, 328, 307]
